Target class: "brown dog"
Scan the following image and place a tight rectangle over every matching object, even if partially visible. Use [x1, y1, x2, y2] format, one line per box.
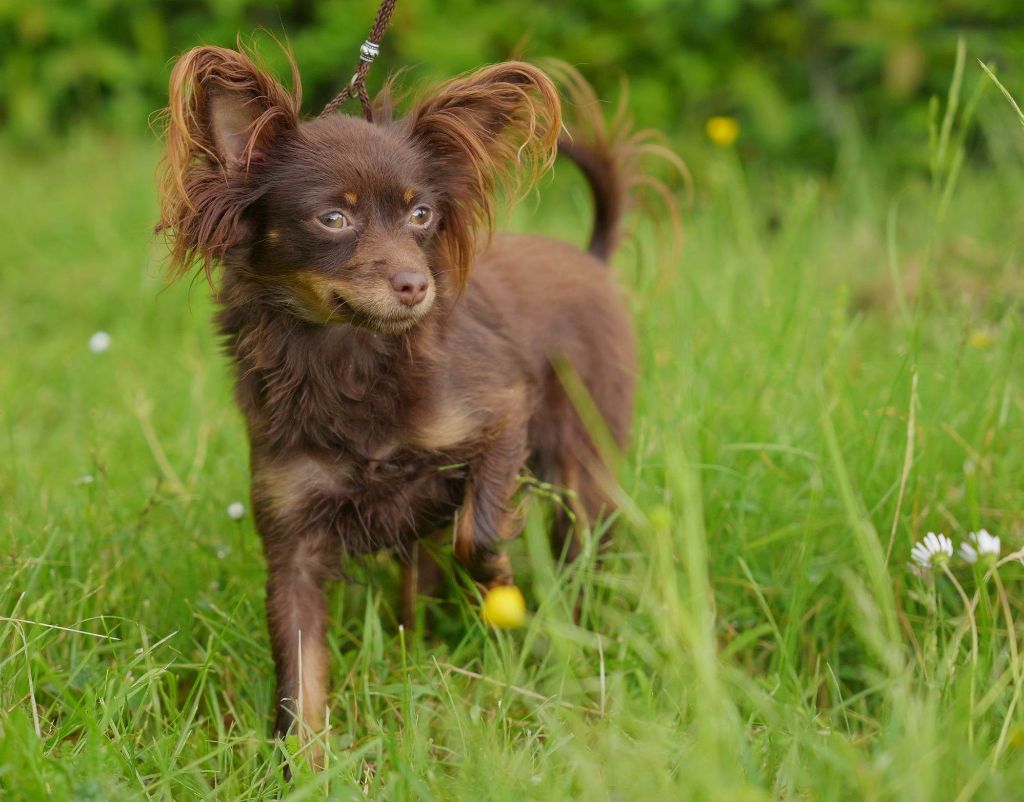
[158, 46, 663, 755]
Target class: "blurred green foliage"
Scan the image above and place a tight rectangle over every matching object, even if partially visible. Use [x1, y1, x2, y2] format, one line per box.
[1, 0, 1021, 168]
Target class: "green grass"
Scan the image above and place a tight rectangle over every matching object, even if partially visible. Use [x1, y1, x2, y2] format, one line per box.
[1, 101, 1023, 800]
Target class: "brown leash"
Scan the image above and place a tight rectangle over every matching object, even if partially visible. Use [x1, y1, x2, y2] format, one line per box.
[320, 0, 398, 121]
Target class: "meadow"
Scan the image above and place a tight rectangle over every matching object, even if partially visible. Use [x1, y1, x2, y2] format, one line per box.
[1, 65, 1023, 800]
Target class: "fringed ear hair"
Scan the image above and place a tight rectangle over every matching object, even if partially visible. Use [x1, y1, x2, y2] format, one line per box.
[404, 62, 561, 291]
[157, 45, 301, 282]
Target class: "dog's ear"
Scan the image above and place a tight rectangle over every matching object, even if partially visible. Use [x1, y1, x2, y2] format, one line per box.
[158, 45, 301, 281]
[404, 62, 561, 290]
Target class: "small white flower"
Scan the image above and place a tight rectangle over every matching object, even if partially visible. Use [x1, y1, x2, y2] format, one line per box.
[960, 528, 1000, 564]
[89, 331, 111, 353]
[227, 501, 246, 520]
[975, 529, 1000, 556]
[73, 475, 95, 485]
[910, 532, 953, 570]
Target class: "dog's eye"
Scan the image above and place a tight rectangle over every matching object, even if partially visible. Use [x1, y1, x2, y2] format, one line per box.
[408, 206, 433, 227]
[317, 210, 351, 230]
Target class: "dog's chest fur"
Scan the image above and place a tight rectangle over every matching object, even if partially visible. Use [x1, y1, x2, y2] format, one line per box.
[220, 300, 474, 553]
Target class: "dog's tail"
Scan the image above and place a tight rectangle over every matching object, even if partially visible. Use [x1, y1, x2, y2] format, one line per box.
[547, 62, 687, 263]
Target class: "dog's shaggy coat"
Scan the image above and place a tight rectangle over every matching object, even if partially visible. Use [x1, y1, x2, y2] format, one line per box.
[159, 46, 664, 755]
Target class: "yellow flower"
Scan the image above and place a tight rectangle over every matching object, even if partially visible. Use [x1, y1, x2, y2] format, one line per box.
[968, 329, 994, 350]
[706, 115, 740, 147]
[481, 585, 527, 629]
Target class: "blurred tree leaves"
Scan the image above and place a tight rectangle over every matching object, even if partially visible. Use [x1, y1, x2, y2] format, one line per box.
[0, 0, 1020, 168]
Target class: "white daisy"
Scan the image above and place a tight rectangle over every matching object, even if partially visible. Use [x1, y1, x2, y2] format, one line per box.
[227, 501, 246, 520]
[89, 331, 111, 353]
[959, 528, 1000, 564]
[910, 532, 953, 569]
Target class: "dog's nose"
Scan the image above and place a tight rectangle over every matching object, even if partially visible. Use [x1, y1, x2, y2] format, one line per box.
[390, 271, 429, 307]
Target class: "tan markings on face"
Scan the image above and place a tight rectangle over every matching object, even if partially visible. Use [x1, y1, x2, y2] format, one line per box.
[255, 456, 350, 520]
[265, 228, 280, 243]
[288, 269, 435, 328]
[343, 191, 357, 206]
[294, 272, 348, 305]
[286, 272, 359, 322]
[403, 188, 415, 205]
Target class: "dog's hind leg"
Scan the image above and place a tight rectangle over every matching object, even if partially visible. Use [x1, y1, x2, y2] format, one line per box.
[550, 436, 616, 564]
[542, 384, 622, 566]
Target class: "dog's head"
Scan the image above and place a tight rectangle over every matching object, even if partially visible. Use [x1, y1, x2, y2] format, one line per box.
[158, 46, 560, 333]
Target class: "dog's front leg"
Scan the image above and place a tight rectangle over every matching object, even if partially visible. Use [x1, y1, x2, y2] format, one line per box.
[453, 423, 529, 589]
[401, 536, 445, 630]
[264, 532, 337, 766]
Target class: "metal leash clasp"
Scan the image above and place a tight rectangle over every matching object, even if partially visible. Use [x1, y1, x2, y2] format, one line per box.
[359, 40, 380, 63]
[321, 0, 397, 119]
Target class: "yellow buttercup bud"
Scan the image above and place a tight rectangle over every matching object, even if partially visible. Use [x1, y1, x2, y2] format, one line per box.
[968, 329, 994, 350]
[706, 115, 740, 147]
[482, 585, 527, 629]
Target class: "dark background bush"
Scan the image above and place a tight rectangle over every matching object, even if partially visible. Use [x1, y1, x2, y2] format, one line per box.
[1, 0, 1021, 169]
